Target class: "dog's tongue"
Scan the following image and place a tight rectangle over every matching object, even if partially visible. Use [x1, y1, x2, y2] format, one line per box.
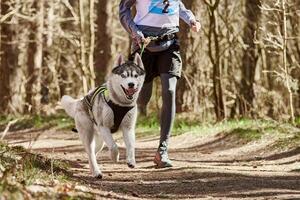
[126, 88, 136, 96]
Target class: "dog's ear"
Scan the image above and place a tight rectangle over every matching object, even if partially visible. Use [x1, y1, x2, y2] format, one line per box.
[113, 54, 125, 69]
[133, 53, 144, 70]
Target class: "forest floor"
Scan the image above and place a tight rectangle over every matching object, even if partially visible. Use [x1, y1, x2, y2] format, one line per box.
[1, 118, 300, 199]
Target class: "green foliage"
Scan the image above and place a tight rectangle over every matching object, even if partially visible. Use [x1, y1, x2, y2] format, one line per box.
[136, 115, 263, 137]
[295, 117, 300, 126]
[228, 128, 262, 141]
[136, 113, 203, 138]
[137, 114, 160, 129]
[0, 113, 74, 132]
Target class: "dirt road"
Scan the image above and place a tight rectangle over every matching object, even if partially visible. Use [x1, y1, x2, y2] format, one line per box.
[5, 128, 300, 199]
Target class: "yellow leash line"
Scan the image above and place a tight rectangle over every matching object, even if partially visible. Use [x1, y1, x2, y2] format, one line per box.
[140, 42, 145, 57]
[139, 36, 158, 57]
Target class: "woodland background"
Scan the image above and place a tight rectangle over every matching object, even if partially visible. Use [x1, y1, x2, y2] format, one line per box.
[0, 0, 299, 123]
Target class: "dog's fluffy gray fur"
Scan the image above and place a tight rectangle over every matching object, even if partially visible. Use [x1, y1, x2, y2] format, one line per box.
[61, 54, 145, 178]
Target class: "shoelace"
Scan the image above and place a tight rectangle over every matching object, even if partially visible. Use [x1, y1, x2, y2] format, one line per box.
[159, 142, 170, 161]
[160, 151, 169, 161]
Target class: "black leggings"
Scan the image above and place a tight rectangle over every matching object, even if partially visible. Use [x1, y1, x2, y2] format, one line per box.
[138, 73, 177, 144]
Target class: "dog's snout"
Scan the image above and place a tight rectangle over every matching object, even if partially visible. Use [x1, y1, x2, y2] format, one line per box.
[128, 82, 135, 88]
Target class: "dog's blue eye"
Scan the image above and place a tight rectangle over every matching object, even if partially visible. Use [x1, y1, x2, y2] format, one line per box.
[121, 74, 126, 78]
[134, 74, 138, 78]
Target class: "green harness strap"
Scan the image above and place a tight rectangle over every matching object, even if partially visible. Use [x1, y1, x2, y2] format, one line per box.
[90, 86, 108, 105]
[83, 85, 108, 125]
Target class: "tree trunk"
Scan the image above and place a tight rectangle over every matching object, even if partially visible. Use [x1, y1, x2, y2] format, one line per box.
[281, 0, 294, 123]
[79, 0, 89, 93]
[25, 0, 44, 113]
[95, 0, 113, 84]
[205, 0, 225, 121]
[176, 0, 203, 114]
[290, 1, 300, 116]
[42, 0, 61, 114]
[89, 0, 96, 88]
[0, 1, 12, 114]
[239, 0, 261, 117]
[10, 0, 27, 114]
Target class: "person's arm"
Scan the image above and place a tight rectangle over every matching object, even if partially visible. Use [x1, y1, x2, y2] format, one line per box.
[179, 1, 201, 32]
[119, 0, 144, 44]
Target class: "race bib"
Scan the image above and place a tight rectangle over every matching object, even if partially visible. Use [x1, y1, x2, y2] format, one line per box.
[149, 0, 178, 15]
[134, 0, 180, 27]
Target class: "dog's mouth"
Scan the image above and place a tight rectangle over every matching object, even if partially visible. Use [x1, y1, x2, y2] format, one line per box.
[121, 85, 138, 100]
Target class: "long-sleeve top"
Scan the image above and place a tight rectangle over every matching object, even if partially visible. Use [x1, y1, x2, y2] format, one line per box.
[119, 0, 197, 52]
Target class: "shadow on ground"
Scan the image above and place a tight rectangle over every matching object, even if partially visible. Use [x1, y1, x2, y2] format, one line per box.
[5, 128, 300, 199]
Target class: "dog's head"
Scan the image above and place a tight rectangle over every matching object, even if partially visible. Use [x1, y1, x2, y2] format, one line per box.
[108, 53, 145, 105]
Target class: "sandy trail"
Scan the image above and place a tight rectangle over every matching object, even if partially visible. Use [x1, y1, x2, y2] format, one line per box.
[5, 128, 300, 199]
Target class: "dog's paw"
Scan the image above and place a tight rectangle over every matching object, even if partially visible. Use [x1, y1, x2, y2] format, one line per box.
[95, 174, 103, 179]
[110, 144, 119, 163]
[127, 163, 135, 168]
[127, 158, 136, 168]
[93, 172, 103, 179]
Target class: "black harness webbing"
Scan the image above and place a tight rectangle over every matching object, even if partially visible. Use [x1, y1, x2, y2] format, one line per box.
[82, 85, 134, 133]
[107, 100, 134, 133]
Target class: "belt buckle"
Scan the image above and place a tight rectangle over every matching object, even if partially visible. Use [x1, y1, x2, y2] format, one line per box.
[155, 34, 174, 45]
[167, 34, 172, 40]
[166, 34, 174, 41]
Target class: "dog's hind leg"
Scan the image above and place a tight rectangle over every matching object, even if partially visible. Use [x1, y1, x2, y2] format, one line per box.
[75, 115, 102, 179]
[121, 127, 136, 168]
[98, 126, 119, 163]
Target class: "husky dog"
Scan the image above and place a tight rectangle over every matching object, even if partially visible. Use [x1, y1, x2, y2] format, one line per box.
[61, 54, 145, 178]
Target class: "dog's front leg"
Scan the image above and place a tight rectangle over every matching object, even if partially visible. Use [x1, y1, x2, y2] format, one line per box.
[122, 127, 136, 168]
[99, 126, 119, 162]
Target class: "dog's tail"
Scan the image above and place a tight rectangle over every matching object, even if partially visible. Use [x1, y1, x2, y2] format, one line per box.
[61, 95, 78, 118]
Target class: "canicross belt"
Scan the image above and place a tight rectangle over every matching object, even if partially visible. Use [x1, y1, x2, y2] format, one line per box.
[82, 85, 134, 133]
[144, 33, 177, 45]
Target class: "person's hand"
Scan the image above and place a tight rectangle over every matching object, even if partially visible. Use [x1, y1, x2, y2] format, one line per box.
[142, 37, 151, 47]
[132, 30, 145, 48]
[191, 20, 201, 33]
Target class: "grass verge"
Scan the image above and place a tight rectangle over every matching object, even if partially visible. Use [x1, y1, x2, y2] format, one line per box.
[136, 114, 300, 148]
[0, 141, 93, 199]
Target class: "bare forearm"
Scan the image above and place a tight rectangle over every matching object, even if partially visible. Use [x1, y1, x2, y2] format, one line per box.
[119, 0, 143, 39]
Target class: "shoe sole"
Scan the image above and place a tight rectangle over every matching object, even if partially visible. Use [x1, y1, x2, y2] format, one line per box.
[154, 158, 173, 168]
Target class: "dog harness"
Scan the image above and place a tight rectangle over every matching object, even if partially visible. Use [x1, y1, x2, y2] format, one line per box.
[82, 85, 134, 133]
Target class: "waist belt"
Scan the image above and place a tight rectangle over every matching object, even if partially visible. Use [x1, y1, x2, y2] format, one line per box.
[158, 33, 177, 42]
[145, 33, 177, 45]
[82, 85, 134, 133]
